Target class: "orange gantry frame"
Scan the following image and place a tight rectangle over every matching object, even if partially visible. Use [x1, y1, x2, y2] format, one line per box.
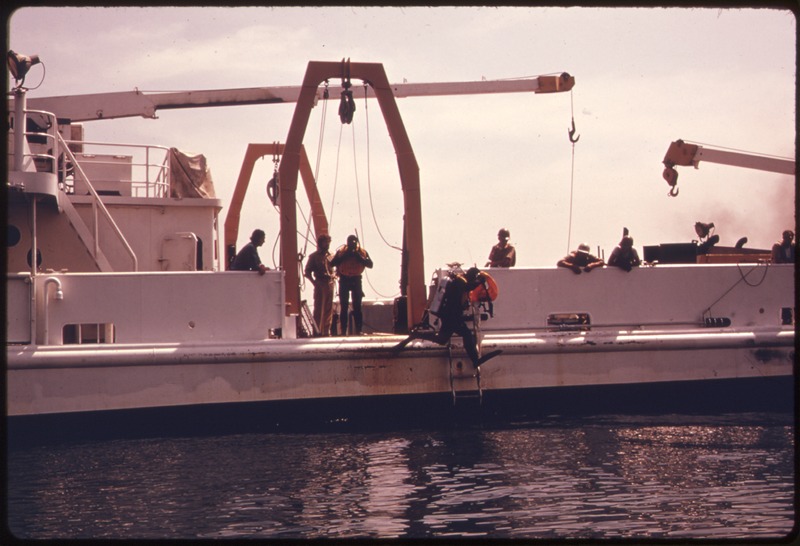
[278, 61, 425, 328]
[223, 143, 326, 269]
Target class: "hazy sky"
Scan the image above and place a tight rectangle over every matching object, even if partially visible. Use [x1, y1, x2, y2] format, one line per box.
[8, 6, 795, 301]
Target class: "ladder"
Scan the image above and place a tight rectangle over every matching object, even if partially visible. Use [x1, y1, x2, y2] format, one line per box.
[448, 344, 483, 406]
[298, 299, 319, 338]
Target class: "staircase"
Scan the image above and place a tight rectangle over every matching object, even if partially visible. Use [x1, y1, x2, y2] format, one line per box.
[56, 193, 114, 272]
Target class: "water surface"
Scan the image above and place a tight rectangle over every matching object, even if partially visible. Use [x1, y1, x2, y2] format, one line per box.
[7, 412, 794, 539]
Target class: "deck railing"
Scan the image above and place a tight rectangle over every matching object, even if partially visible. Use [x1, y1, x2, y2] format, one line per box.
[64, 139, 171, 198]
[8, 108, 59, 177]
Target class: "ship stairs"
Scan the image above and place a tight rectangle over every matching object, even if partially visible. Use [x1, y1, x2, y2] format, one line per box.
[298, 300, 319, 337]
[448, 344, 483, 406]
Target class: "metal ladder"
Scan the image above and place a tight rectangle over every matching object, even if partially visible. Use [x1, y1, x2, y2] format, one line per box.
[298, 300, 319, 338]
[448, 344, 483, 406]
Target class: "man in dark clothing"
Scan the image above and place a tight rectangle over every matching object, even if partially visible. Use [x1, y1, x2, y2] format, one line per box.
[395, 267, 501, 368]
[231, 229, 269, 274]
[486, 228, 516, 268]
[771, 230, 795, 263]
[607, 236, 641, 272]
[557, 243, 604, 274]
[330, 234, 373, 335]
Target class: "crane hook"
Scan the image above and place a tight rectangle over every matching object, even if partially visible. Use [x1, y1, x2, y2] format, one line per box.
[663, 165, 679, 197]
[568, 118, 580, 143]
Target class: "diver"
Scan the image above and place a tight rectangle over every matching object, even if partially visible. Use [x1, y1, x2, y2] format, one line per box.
[394, 267, 502, 368]
[330, 234, 373, 335]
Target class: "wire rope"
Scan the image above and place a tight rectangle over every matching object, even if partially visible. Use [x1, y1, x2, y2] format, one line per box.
[351, 122, 366, 252]
[327, 124, 346, 233]
[702, 261, 770, 317]
[300, 88, 330, 258]
[363, 86, 402, 252]
[348, 87, 397, 300]
[566, 90, 577, 253]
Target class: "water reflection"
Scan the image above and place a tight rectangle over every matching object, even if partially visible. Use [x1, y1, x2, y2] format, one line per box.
[7, 414, 794, 539]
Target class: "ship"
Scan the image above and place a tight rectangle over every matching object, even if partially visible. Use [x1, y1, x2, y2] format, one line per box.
[6, 54, 794, 440]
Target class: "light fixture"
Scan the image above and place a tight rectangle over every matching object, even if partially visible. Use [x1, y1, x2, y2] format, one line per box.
[7, 49, 41, 82]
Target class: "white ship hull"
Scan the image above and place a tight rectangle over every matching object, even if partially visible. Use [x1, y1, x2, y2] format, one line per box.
[8, 330, 793, 417]
[8, 265, 794, 423]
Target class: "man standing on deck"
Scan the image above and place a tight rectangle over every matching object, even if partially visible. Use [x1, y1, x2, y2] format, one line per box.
[771, 230, 795, 263]
[330, 234, 373, 335]
[486, 228, 516, 268]
[304, 233, 335, 336]
[231, 229, 269, 275]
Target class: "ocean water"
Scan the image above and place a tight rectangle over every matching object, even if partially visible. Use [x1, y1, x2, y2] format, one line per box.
[6, 412, 795, 540]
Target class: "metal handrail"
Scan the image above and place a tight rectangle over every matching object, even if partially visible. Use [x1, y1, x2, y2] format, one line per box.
[65, 140, 171, 198]
[57, 132, 139, 271]
[7, 108, 59, 175]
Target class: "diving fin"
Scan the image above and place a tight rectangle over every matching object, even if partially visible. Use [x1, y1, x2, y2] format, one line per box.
[392, 336, 415, 352]
[476, 349, 503, 366]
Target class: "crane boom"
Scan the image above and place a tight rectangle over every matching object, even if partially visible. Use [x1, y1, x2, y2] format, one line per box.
[24, 73, 574, 122]
[662, 139, 794, 196]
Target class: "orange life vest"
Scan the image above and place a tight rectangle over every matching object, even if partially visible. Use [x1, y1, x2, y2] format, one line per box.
[334, 245, 368, 276]
[469, 271, 499, 303]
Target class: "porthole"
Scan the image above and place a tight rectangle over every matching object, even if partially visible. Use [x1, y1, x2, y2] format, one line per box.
[8, 225, 21, 247]
[27, 248, 42, 268]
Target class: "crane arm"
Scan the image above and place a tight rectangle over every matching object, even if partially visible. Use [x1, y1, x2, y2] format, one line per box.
[662, 139, 794, 195]
[23, 73, 574, 122]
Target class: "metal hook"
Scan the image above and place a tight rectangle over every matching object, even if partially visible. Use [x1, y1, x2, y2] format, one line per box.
[568, 118, 580, 143]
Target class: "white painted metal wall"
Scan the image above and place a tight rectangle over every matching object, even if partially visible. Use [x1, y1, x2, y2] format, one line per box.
[31, 270, 285, 345]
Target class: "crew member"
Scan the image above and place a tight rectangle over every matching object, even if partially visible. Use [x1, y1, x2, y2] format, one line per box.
[607, 235, 641, 272]
[557, 243, 604, 274]
[330, 235, 373, 335]
[304, 233, 335, 336]
[486, 228, 516, 267]
[771, 229, 795, 263]
[231, 229, 269, 275]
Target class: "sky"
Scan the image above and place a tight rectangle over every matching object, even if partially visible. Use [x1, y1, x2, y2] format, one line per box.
[7, 6, 796, 301]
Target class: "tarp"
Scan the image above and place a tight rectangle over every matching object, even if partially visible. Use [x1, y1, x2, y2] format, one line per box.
[168, 147, 216, 198]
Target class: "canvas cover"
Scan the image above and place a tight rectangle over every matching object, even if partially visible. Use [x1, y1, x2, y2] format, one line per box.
[168, 147, 216, 198]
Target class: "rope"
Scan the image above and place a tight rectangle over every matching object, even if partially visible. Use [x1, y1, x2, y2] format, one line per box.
[349, 87, 397, 299]
[702, 261, 770, 317]
[566, 90, 577, 253]
[328, 124, 345, 232]
[351, 122, 365, 251]
[301, 82, 330, 257]
[364, 85, 403, 252]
